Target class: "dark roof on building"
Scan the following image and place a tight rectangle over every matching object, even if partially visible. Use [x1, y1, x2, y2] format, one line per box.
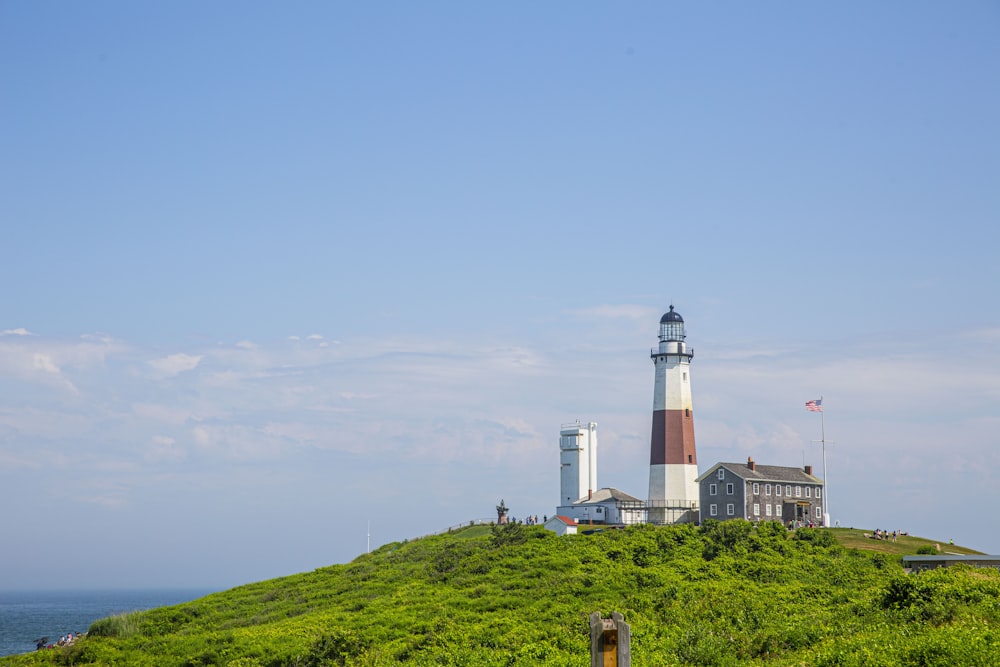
[902, 555, 1000, 564]
[696, 461, 823, 484]
[659, 305, 683, 324]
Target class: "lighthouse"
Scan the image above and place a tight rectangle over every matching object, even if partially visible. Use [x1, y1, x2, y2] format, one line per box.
[648, 305, 699, 523]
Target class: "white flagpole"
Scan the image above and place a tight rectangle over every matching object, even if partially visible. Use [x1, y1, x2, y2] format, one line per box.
[820, 397, 829, 527]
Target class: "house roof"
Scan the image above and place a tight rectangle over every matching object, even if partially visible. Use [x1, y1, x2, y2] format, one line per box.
[547, 515, 578, 526]
[572, 487, 643, 505]
[696, 461, 823, 484]
[902, 555, 1000, 563]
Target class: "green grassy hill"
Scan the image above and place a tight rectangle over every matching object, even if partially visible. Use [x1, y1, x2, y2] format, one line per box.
[3, 522, 999, 666]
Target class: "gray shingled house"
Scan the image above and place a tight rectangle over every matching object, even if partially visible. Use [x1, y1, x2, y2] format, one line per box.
[696, 457, 825, 526]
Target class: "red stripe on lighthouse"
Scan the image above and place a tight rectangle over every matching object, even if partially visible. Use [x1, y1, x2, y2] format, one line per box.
[649, 409, 697, 466]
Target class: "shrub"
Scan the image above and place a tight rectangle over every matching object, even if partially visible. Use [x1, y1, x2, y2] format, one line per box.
[792, 527, 837, 547]
[490, 521, 527, 547]
[301, 630, 371, 667]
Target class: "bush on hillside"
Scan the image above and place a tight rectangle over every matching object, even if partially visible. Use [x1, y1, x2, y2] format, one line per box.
[792, 527, 838, 547]
[490, 521, 527, 547]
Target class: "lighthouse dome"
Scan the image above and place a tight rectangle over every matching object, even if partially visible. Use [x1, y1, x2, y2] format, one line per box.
[659, 305, 684, 324]
[658, 305, 686, 343]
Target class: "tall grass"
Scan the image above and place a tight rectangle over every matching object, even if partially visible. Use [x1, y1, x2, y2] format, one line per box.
[86, 610, 144, 639]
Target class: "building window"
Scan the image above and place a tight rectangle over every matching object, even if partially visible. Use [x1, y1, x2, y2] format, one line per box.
[717, 468, 725, 480]
[752, 482, 760, 495]
[710, 504, 718, 516]
[815, 506, 822, 518]
[786, 485, 792, 496]
[775, 504, 782, 517]
[765, 503, 772, 517]
[726, 504, 735, 516]
[795, 486, 802, 498]
[775, 485, 782, 497]
[727, 483, 734, 495]
[765, 483, 771, 495]
[753, 503, 760, 516]
[816, 488, 822, 499]
[805, 487, 812, 498]
[710, 483, 717, 496]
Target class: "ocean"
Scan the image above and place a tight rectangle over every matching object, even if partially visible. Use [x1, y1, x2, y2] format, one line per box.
[0, 589, 213, 658]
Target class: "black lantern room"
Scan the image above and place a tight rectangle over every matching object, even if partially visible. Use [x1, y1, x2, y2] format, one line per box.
[658, 305, 685, 342]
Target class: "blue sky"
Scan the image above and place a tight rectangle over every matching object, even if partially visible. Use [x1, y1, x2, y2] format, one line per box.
[2, 2, 998, 590]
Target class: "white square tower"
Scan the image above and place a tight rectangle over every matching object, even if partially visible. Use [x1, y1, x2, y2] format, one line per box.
[559, 421, 598, 505]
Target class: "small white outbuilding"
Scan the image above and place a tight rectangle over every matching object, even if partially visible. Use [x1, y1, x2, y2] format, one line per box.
[544, 515, 578, 536]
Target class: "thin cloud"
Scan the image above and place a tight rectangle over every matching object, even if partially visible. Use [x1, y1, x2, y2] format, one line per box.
[148, 353, 203, 377]
[146, 435, 187, 463]
[1, 328, 35, 336]
[33, 353, 62, 375]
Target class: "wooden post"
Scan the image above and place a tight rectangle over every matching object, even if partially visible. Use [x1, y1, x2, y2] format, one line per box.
[590, 612, 630, 667]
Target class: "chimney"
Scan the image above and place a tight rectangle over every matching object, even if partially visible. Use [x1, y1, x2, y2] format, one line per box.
[747, 456, 756, 471]
[804, 465, 812, 475]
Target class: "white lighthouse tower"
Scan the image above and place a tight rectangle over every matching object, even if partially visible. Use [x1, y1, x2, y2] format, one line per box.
[558, 421, 598, 506]
[647, 305, 699, 523]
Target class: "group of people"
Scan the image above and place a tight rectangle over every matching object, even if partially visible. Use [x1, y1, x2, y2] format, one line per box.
[508, 515, 542, 525]
[871, 528, 905, 542]
[35, 632, 84, 651]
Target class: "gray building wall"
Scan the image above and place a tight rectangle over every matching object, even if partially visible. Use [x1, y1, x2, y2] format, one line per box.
[698, 462, 825, 526]
[701, 467, 745, 521]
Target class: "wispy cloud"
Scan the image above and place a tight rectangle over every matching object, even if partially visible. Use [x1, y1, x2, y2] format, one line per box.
[1, 328, 35, 336]
[148, 353, 203, 378]
[146, 435, 187, 463]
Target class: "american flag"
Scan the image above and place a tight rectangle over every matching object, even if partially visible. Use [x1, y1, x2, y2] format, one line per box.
[805, 399, 823, 412]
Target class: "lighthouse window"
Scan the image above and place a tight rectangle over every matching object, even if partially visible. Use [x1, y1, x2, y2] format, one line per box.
[685, 408, 690, 417]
